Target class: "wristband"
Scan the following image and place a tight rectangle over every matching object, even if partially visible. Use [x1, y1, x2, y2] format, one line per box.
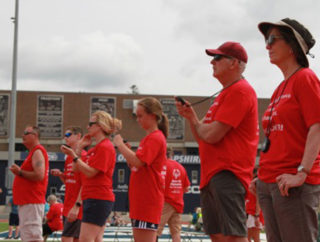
[254, 214, 259, 218]
[75, 202, 82, 207]
[73, 157, 79, 163]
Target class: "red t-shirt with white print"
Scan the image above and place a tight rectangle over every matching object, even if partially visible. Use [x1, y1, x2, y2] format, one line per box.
[199, 79, 259, 190]
[258, 68, 320, 184]
[163, 159, 190, 213]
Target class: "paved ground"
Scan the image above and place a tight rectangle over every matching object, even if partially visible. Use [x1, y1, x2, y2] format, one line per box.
[0, 225, 267, 241]
[0, 207, 267, 241]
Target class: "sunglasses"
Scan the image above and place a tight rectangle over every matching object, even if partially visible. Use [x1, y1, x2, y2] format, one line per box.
[212, 54, 232, 61]
[88, 121, 98, 127]
[64, 132, 72, 138]
[23, 131, 35, 136]
[265, 35, 284, 45]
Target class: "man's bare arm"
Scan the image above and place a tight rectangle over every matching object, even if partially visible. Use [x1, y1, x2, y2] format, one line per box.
[19, 149, 46, 181]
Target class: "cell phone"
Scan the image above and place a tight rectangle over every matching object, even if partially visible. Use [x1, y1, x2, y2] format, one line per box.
[62, 144, 71, 148]
[175, 96, 186, 105]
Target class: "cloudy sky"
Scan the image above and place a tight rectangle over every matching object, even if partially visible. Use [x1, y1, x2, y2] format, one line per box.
[0, 0, 320, 98]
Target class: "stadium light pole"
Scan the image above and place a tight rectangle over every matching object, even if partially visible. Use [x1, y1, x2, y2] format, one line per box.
[7, 0, 19, 191]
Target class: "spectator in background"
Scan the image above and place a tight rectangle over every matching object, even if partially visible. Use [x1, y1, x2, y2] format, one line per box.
[189, 207, 199, 230]
[114, 97, 168, 242]
[10, 125, 49, 242]
[61, 111, 122, 242]
[110, 212, 124, 227]
[188, 207, 203, 232]
[157, 146, 190, 242]
[44, 201, 50, 216]
[6, 197, 20, 239]
[51, 126, 85, 242]
[43, 194, 64, 241]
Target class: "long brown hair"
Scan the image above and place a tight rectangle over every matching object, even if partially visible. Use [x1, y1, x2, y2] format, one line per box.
[138, 97, 169, 138]
[277, 27, 307, 67]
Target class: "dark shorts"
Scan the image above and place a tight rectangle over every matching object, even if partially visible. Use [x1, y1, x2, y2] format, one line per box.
[9, 213, 19, 226]
[200, 170, 247, 237]
[131, 219, 158, 231]
[62, 216, 81, 238]
[42, 223, 53, 236]
[82, 199, 113, 227]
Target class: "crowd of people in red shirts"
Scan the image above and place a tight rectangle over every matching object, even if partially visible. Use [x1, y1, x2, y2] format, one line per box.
[7, 16, 320, 242]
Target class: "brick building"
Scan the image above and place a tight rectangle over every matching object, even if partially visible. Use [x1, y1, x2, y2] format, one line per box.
[0, 90, 269, 211]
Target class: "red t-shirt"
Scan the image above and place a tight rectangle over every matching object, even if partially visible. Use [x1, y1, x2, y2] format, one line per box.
[47, 202, 64, 231]
[245, 191, 258, 215]
[13, 145, 49, 205]
[129, 130, 167, 224]
[245, 191, 264, 224]
[81, 138, 116, 201]
[258, 68, 320, 184]
[199, 79, 259, 190]
[163, 159, 190, 213]
[63, 150, 86, 219]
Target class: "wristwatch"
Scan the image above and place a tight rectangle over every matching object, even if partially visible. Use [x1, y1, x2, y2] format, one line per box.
[73, 157, 79, 163]
[75, 202, 82, 207]
[297, 165, 309, 175]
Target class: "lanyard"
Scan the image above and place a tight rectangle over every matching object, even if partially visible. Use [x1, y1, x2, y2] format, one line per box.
[190, 77, 243, 106]
[265, 67, 301, 137]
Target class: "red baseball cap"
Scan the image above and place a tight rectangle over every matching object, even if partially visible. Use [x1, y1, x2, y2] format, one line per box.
[206, 41, 248, 63]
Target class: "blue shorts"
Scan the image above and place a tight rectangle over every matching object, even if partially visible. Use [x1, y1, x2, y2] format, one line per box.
[131, 219, 158, 231]
[82, 199, 113, 227]
[9, 213, 19, 226]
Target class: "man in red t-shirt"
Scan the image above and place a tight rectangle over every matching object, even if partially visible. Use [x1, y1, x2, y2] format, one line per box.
[43, 194, 64, 241]
[176, 42, 258, 242]
[51, 126, 85, 242]
[10, 125, 49, 242]
[157, 147, 190, 242]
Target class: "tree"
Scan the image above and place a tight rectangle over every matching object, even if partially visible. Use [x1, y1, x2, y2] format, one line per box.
[129, 85, 139, 95]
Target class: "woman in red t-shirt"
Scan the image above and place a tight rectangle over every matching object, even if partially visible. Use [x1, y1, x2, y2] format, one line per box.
[114, 97, 168, 242]
[61, 111, 122, 242]
[251, 18, 320, 242]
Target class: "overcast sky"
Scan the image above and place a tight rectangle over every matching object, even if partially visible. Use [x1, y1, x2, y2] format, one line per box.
[0, 0, 320, 98]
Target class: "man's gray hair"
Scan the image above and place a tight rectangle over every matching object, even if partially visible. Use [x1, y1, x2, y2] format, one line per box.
[47, 194, 57, 203]
[239, 61, 246, 74]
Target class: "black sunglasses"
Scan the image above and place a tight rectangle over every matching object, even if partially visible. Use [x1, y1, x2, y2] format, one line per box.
[212, 54, 232, 61]
[64, 132, 72, 138]
[23, 131, 35, 136]
[265, 35, 284, 45]
[88, 121, 98, 127]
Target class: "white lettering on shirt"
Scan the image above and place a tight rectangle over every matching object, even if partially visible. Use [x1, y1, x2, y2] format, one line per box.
[270, 124, 283, 132]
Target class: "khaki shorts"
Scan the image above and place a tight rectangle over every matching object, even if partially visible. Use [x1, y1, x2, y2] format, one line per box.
[157, 202, 181, 236]
[18, 204, 44, 242]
